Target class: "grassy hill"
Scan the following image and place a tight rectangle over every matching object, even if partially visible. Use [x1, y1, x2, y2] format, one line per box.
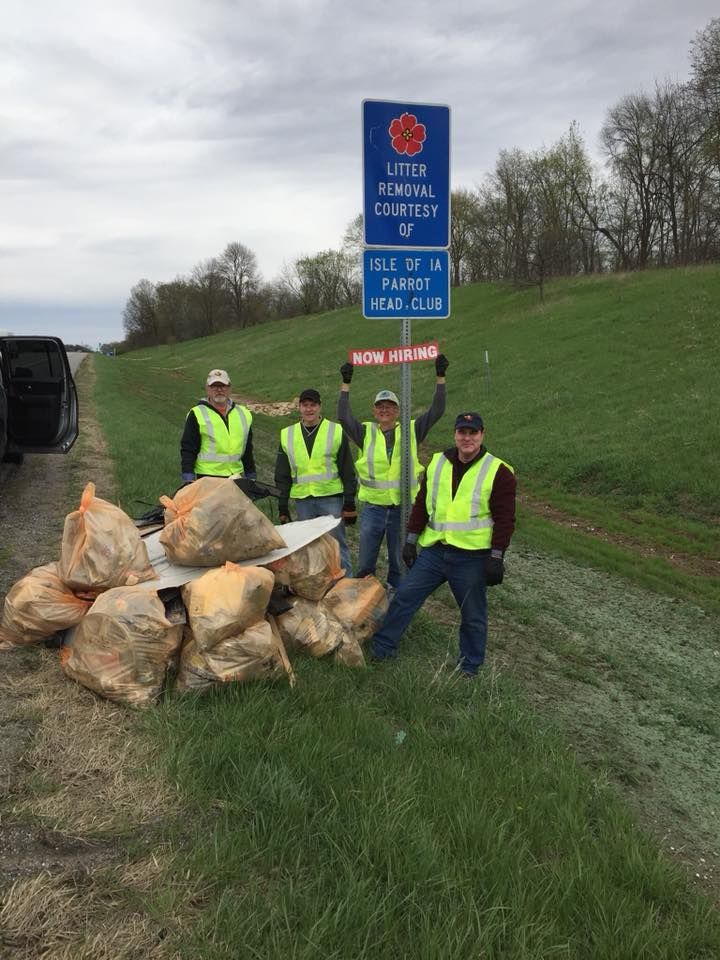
[97, 264, 720, 611]
[86, 266, 720, 958]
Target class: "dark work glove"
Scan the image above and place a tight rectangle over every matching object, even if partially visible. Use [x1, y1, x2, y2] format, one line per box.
[435, 353, 449, 377]
[402, 541, 417, 569]
[485, 555, 504, 586]
[181, 472, 196, 483]
[340, 362, 354, 384]
[342, 501, 358, 525]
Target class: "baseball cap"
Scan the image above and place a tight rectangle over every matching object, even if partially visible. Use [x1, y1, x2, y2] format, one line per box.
[299, 388, 321, 403]
[374, 389, 399, 405]
[454, 412, 484, 432]
[206, 368, 230, 386]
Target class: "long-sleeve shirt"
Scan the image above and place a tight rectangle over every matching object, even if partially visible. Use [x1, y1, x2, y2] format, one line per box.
[180, 399, 256, 476]
[336, 383, 446, 457]
[407, 445, 516, 551]
[274, 418, 357, 515]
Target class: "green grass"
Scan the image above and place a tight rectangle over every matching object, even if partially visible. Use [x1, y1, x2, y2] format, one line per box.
[95, 265, 720, 608]
[143, 656, 720, 959]
[89, 266, 720, 956]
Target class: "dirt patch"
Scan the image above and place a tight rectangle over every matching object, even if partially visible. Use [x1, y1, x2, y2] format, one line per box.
[232, 393, 298, 416]
[520, 493, 720, 578]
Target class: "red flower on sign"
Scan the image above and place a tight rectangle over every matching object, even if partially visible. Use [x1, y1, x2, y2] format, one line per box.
[389, 113, 426, 156]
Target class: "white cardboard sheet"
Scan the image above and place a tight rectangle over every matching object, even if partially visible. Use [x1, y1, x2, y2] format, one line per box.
[140, 515, 340, 591]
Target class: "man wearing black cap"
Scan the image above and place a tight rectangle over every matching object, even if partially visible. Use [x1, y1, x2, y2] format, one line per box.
[275, 388, 357, 575]
[369, 411, 516, 676]
[337, 354, 448, 590]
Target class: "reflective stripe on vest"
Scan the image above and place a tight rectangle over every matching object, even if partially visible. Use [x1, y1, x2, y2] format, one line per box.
[356, 421, 423, 506]
[281, 419, 343, 498]
[418, 450, 512, 550]
[192, 403, 252, 477]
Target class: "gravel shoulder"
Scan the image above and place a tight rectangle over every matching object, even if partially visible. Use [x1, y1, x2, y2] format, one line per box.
[0, 358, 183, 959]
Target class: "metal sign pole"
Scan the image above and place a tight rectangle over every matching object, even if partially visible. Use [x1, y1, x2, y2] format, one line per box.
[400, 316, 412, 539]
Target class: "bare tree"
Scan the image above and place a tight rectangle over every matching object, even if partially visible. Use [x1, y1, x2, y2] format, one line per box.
[122, 279, 158, 346]
[191, 258, 226, 336]
[218, 242, 260, 328]
[690, 18, 720, 175]
[450, 189, 480, 286]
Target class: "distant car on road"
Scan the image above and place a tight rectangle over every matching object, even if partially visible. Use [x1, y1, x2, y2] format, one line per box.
[0, 335, 78, 465]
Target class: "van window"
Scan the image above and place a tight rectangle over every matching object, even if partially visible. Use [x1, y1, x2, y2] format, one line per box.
[7, 340, 64, 379]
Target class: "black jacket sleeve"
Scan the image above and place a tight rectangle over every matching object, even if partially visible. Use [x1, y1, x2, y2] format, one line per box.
[274, 444, 292, 515]
[180, 410, 201, 474]
[337, 433, 358, 504]
[241, 428, 256, 477]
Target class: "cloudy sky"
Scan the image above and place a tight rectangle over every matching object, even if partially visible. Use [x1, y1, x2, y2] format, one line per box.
[0, 0, 716, 346]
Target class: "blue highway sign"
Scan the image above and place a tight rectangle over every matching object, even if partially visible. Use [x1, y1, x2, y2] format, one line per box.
[363, 99, 450, 249]
[363, 249, 450, 319]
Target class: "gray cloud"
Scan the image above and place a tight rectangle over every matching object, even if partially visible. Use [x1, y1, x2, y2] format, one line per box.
[0, 0, 717, 344]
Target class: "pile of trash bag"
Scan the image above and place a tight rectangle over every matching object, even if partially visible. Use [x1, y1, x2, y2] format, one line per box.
[0, 478, 389, 707]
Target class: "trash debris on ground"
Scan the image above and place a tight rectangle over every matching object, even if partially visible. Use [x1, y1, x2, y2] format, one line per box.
[159, 476, 286, 566]
[60, 587, 183, 707]
[268, 533, 344, 601]
[177, 619, 291, 692]
[180, 563, 275, 652]
[0, 562, 92, 648]
[275, 597, 347, 658]
[320, 576, 389, 646]
[59, 482, 157, 592]
[1, 480, 385, 704]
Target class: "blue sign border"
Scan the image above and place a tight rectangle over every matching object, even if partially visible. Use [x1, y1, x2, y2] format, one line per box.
[363, 99, 450, 249]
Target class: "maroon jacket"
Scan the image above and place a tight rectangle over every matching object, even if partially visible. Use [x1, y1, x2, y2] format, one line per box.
[407, 445, 516, 552]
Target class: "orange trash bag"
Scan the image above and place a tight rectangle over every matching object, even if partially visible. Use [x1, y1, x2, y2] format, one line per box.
[320, 576, 389, 646]
[0, 562, 92, 648]
[176, 619, 292, 692]
[268, 533, 344, 601]
[159, 477, 285, 567]
[60, 587, 183, 707]
[58, 482, 157, 593]
[275, 597, 347, 658]
[181, 563, 274, 652]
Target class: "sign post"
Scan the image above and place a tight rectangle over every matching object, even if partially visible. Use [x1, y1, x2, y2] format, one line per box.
[361, 99, 451, 540]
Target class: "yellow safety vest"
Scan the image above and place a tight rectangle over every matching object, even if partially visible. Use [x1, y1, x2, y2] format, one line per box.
[356, 421, 423, 506]
[280, 419, 343, 499]
[418, 450, 514, 550]
[192, 402, 252, 477]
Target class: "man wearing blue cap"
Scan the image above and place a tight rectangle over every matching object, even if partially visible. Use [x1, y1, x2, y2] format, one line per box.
[369, 411, 516, 676]
[337, 354, 448, 589]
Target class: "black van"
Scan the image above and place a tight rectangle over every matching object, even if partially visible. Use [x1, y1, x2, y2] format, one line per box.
[0, 336, 79, 465]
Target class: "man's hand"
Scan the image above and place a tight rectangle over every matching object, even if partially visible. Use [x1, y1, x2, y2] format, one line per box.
[342, 501, 358, 525]
[340, 362, 354, 384]
[435, 353, 449, 377]
[279, 514, 291, 525]
[485, 555, 504, 586]
[402, 541, 417, 569]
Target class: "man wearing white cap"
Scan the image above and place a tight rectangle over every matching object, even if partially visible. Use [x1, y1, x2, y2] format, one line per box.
[337, 354, 448, 589]
[180, 368, 256, 482]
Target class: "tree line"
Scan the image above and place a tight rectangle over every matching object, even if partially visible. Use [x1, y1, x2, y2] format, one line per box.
[121, 18, 720, 350]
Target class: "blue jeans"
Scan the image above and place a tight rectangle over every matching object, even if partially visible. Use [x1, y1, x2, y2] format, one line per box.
[357, 503, 402, 588]
[295, 494, 352, 576]
[371, 543, 490, 674]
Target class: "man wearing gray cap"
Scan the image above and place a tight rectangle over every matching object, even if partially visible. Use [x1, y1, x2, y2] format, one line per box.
[180, 368, 255, 482]
[369, 411, 516, 676]
[337, 354, 448, 589]
[275, 387, 357, 575]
